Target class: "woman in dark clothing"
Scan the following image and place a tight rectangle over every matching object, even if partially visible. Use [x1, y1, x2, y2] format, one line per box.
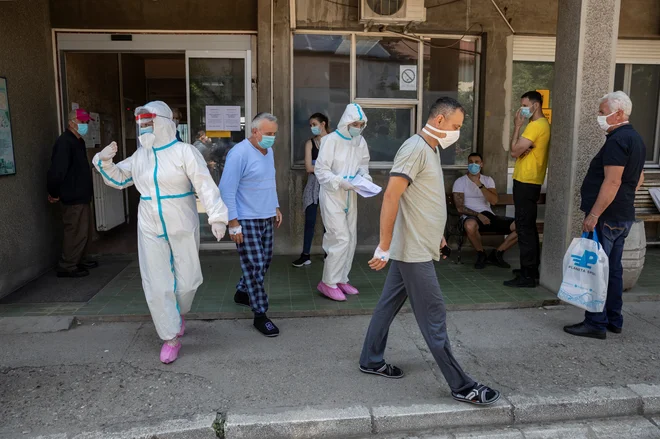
[292, 113, 330, 267]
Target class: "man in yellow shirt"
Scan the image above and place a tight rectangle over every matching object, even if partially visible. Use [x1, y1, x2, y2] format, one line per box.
[505, 91, 551, 288]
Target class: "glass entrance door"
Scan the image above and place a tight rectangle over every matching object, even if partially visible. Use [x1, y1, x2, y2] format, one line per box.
[185, 50, 252, 249]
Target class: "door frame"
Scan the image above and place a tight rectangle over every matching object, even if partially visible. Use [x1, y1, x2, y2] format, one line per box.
[54, 31, 255, 251]
[185, 50, 253, 250]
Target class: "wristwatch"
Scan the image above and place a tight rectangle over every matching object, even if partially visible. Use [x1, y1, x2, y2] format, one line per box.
[479, 184, 485, 189]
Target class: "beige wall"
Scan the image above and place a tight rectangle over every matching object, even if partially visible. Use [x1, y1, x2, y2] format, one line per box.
[0, 0, 59, 297]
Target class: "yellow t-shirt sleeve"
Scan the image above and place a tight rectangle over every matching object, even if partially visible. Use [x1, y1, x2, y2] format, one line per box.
[521, 121, 541, 145]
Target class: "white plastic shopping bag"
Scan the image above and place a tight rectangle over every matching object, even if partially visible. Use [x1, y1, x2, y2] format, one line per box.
[557, 230, 609, 313]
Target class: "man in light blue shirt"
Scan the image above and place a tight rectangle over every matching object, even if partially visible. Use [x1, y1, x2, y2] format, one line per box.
[219, 113, 283, 337]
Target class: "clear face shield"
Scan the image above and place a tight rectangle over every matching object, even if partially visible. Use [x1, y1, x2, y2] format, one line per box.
[135, 107, 157, 148]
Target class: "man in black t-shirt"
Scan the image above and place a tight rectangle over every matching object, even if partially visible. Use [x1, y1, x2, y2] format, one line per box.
[564, 91, 646, 340]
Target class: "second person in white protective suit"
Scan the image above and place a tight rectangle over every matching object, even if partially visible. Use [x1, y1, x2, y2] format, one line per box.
[315, 103, 371, 301]
[93, 101, 228, 364]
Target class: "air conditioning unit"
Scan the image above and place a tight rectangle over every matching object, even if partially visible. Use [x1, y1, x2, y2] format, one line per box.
[360, 0, 427, 25]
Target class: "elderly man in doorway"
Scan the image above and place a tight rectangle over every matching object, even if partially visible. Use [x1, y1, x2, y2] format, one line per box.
[564, 91, 646, 340]
[220, 112, 283, 338]
[47, 109, 98, 278]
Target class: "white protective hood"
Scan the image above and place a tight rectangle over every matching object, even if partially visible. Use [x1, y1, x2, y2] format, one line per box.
[136, 101, 178, 149]
[335, 103, 368, 145]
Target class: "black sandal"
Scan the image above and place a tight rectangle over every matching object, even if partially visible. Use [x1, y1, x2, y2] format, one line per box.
[452, 384, 501, 406]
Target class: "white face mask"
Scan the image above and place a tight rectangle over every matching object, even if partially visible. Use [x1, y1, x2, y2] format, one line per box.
[139, 132, 156, 149]
[597, 111, 628, 132]
[422, 123, 460, 149]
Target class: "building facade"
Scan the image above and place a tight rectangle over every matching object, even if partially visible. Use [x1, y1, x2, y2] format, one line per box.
[1, 0, 659, 296]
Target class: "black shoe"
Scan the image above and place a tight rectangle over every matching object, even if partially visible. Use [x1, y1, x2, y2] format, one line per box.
[359, 363, 404, 379]
[512, 268, 540, 280]
[563, 322, 607, 340]
[452, 383, 501, 406]
[234, 290, 250, 308]
[254, 315, 279, 337]
[474, 251, 487, 269]
[607, 324, 622, 334]
[57, 267, 89, 278]
[78, 260, 99, 270]
[503, 275, 536, 288]
[488, 250, 510, 269]
[292, 254, 311, 268]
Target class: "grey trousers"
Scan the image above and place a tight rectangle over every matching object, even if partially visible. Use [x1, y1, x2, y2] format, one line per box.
[360, 260, 475, 393]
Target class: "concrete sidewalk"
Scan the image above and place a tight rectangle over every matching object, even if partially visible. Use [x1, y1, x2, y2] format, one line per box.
[2, 302, 660, 438]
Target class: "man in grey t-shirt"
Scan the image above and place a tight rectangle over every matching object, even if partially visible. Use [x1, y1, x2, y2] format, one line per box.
[358, 97, 501, 406]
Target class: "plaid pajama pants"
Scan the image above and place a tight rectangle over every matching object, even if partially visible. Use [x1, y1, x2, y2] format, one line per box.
[236, 218, 274, 315]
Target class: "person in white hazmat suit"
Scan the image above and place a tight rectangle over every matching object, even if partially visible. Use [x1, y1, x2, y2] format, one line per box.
[315, 103, 371, 301]
[93, 101, 228, 364]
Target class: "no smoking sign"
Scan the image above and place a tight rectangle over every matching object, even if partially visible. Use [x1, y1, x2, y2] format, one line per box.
[399, 65, 417, 91]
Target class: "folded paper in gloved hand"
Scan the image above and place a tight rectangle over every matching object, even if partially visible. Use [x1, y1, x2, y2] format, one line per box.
[351, 175, 382, 198]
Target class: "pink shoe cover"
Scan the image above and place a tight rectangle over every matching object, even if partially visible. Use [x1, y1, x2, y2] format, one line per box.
[160, 340, 181, 364]
[338, 283, 359, 295]
[317, 282, 346, 302]
[177, 316, 185, 337]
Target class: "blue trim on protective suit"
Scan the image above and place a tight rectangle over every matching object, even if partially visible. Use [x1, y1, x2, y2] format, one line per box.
[97, 160, 133, 187]
[154, 139, 178, 151]
[141, 191, 194, 201]
[353, 103, 363, 121]
[336, 131, 351, 141]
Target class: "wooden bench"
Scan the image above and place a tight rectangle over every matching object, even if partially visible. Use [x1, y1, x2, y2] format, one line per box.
[445, 193, 546, 263]
[635, 171, 660, 244]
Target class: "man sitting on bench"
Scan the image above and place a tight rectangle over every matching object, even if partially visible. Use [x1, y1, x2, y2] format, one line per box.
[453, 153, 518, 269]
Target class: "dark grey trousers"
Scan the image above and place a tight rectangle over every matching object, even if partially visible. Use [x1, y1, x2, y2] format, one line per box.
[359, 260, 475, 393]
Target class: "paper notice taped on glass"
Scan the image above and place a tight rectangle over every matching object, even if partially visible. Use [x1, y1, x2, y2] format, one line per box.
[351, 174, 382, 198]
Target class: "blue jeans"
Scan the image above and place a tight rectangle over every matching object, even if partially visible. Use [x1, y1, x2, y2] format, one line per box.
[584, 219, 633, 331]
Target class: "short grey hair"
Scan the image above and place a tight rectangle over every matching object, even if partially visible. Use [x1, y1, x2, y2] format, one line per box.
[67, 110, 78, 122]
[600, 91, 632, 117]
[428, 96, 465, 120]
[252, 112, 278, 130]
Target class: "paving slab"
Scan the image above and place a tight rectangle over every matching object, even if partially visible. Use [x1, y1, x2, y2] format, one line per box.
[224, 406, 371, 439]
[452, 427, 523, 439]
[587, 416, 660, 439]
[0, 316, 73, 334]
[519, 422, 591, 439]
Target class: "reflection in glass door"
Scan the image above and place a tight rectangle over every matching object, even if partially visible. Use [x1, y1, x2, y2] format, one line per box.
[186, 51, 251, 248]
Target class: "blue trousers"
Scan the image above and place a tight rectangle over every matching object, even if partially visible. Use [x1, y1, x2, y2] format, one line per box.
[236, 218, 274, 315]
[584, 219, 632, 331]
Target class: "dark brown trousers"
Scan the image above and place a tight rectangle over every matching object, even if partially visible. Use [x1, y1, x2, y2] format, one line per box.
[59, 203, 92, 271]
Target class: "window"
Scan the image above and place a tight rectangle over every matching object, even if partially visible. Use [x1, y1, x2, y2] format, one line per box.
[292, 34, 351, 164]
[292, 32, 480, 167]
[614, 64, 660, 164]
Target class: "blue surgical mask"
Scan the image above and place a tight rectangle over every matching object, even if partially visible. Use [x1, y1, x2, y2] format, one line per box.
[139, 126, 154, 135]
[259, 135, 276, 149]
[468, 163, 481, 175]
[311, 126, 321, 136]
[77, 123, 89, 136]
[520, 106, 533, 119]
[348, 126, 363, 138]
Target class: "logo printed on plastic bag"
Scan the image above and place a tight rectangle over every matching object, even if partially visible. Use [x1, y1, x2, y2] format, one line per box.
[557, 231, 609, 313]
[571, 250, 598, 269]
